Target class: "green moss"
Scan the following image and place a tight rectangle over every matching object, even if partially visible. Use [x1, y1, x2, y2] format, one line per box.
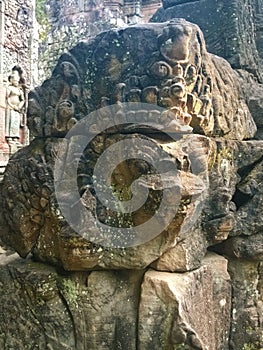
[35, 0, 51, 42]
[217, 147, 233, 162]
[59, 278, 78, 306]
[242, 343, 259, 350]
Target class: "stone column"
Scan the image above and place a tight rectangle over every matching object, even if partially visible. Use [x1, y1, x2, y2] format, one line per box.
[0, 0, 4, 81]
[0, 1, 9, 178]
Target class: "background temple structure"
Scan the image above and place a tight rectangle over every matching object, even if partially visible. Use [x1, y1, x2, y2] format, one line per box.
[0, 0, 162, 176]
[0, 0, 37, 177]
[0, 1, 262, 349]
[38, 0, 162, 82]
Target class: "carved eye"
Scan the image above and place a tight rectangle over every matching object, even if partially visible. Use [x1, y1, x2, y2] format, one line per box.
[165, 38, 172, 45]
[149, 61, 172, 79]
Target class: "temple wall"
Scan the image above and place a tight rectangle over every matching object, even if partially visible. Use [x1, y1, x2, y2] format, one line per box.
[38, 0, 161, 83]
[0, 0, 37, 177]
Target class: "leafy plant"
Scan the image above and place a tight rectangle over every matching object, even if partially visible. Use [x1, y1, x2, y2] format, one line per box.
[35, 0, 50, 42]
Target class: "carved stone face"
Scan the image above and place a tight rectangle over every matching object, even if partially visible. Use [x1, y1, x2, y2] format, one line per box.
[3, 19, 255, 270]
[159, 24, 193, 63]
[9, 72, 20, 86]
[57, 100, 74, 120]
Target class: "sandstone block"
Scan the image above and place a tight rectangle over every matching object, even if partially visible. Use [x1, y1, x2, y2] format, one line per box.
[138, 253, 231, 350]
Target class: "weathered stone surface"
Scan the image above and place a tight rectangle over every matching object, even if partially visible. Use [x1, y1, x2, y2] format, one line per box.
[152, 0, 263, 83]
[0, 252, 143, 350]
[138, 253, 231, 350]
[0, 132, 211, 270]
[38, 0, 161, 82]
[1, 0, 37, 84]
[80, 269, 143, 350]
[228, 259, 263, 350]
[4, 128, 262, 272]
[0, 252, 232, 350]
[152, 1, 263, 143]
[28, 19, 256, 140]
[231, 161, 263, 237]
[235, 69, 263, 140]
[213, 233, 263, 260]
[1, 20, 261, 272]
[0, 15, 262, 349]
[150, 226, 207, 272]
[203, 139, 263, 246]
[0, 254, 76, 350]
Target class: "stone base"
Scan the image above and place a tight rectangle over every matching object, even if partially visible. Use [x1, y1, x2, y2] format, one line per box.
[0, 252, 231, 350]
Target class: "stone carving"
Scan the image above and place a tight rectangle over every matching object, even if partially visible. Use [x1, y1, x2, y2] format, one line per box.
[0, 17, 262, 350]
[153, 0, 263, 83]
[0, 131, 209, 267]
[158, 23, 193, 63]
[5, 67, 25, 143]
[0, 19, 259, 271]
[0, 252, 231, 350]
[27, 19, 257, 139]
[149, 60, 172, 79]
[54, 100, 77, 132]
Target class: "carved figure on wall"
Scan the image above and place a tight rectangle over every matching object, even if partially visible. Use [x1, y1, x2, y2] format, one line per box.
[159, 23, 192, 63]
[54, 100, 77, 132]
[185, 64, 201, 93]
[199, 84, 212, 125]
[172, 63, 185, 83]
[5, 69, 25, 142]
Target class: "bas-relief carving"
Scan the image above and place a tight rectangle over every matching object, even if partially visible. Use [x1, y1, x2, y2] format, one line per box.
[1, 20, 258, 271]
[111, 60, 213, 135]
[117, 37, 211, 134]
[0, 14, 261, 350]
[27, 21, 215, 138]
[5, 71, 24, 140]
[28, 57, 82, 137]
[5, 66, 27, 150]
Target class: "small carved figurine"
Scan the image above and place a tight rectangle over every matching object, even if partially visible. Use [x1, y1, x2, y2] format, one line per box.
[5, 70, 25, 141]
[199, 84, 212, 124]
[54, 100, 77, 132]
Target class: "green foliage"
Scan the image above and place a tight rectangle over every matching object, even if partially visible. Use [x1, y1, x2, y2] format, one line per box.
[35, 0, 50, 42]
[59, 278, 78, 306]
[35, 0, 48, 25]
[242, 343, 259, 350]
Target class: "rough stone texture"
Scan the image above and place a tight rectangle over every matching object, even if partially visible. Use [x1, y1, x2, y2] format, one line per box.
[152, 0, 263, 82]
[1, 0, 37, 84]
[213, 234, 263, 260]
[0, 253, 75, 350]
[0, 251, 143, 350]
[31, 20, 256, 140]
[204, 139, 263, 245]
[139, 253, 231, 350]
[227, 259, 263, 350]
[0, 20, 260, 273]
[150, 226, 207, 272]
[0, 0, 37, 176]
[151, 1, 263, 143]
[0, 133, 211, 270]
[235, 69, 263, 139]
[38, 21, 113, 84]
[0, 251, 230, 350]
[0, 14, 262, 350]
[38, 0, 162, 83]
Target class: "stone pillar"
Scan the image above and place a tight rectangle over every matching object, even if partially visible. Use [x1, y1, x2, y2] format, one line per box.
[0, 1, 9, 178]
[0, 0, 4, 80]
[0, 84, 10, 178]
